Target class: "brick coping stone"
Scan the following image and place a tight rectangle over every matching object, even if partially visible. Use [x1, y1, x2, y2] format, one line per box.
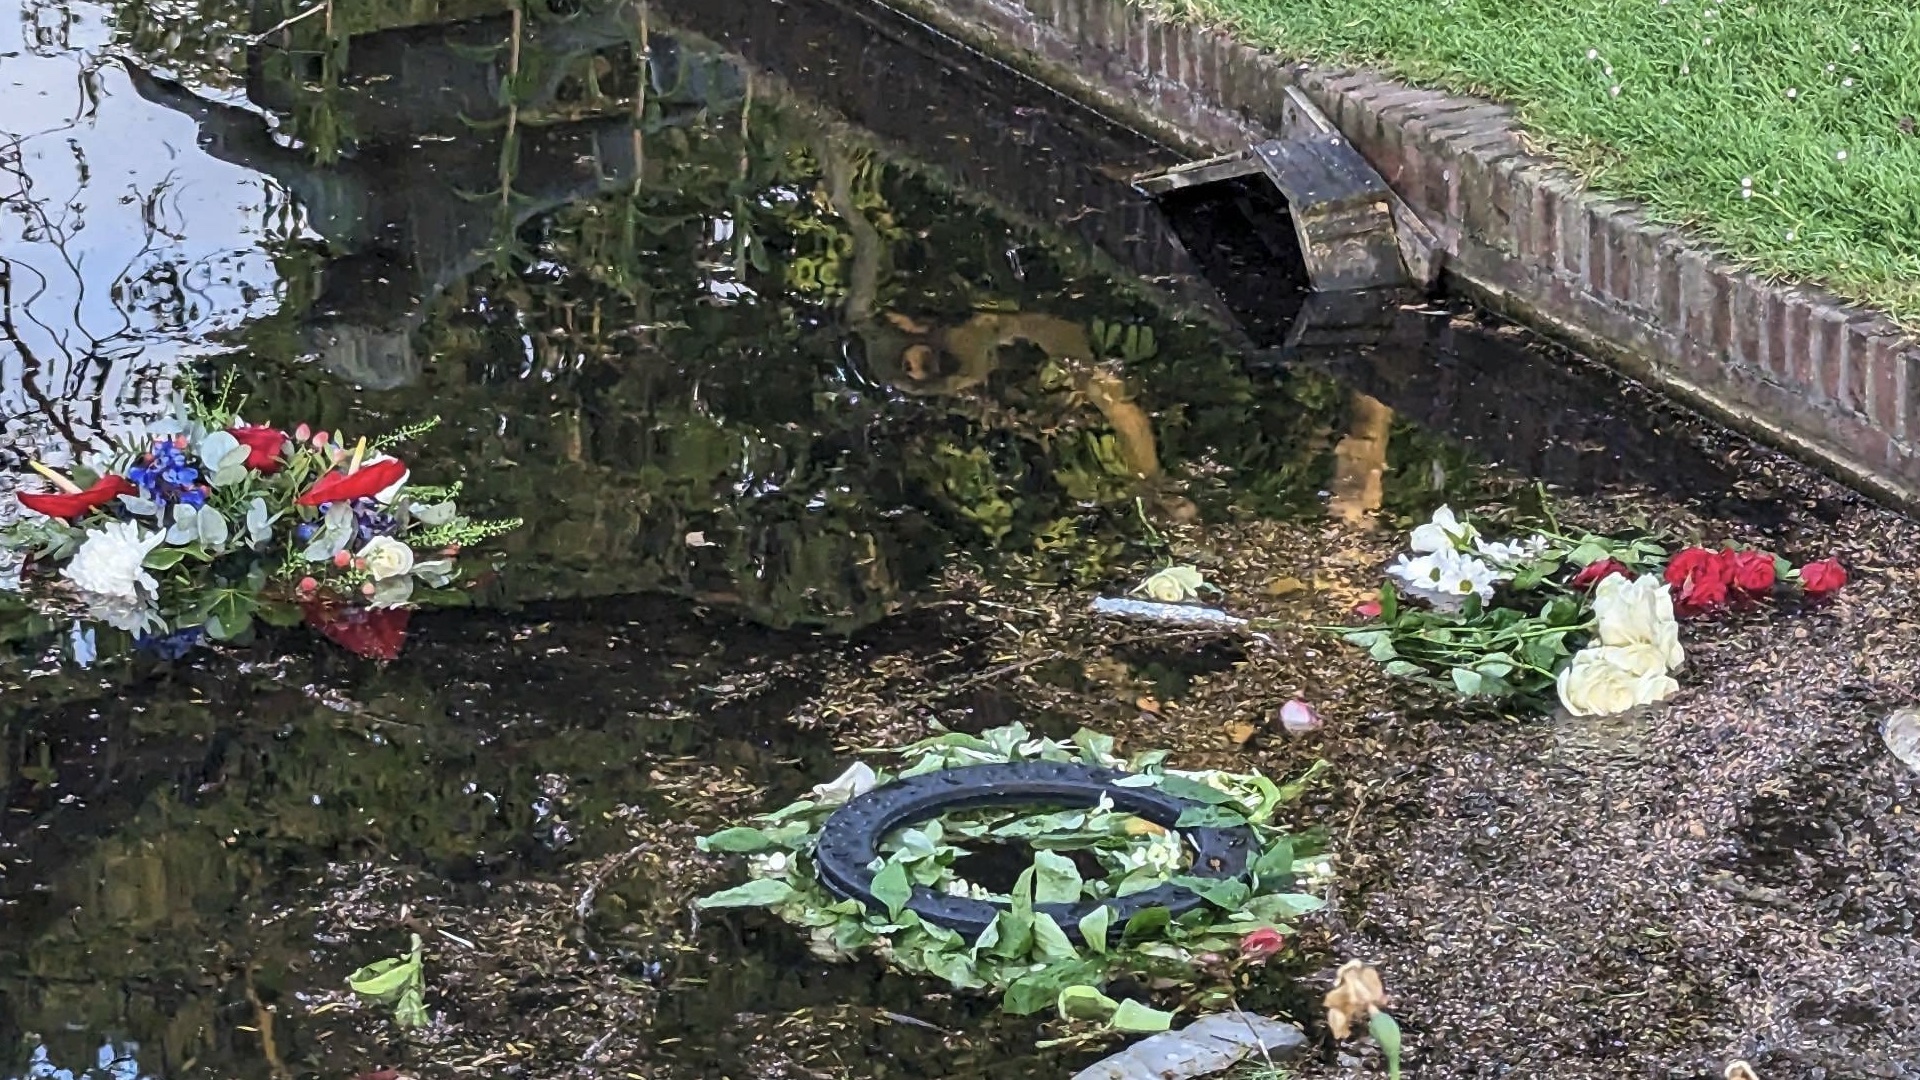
[882, 0, 1920, 505]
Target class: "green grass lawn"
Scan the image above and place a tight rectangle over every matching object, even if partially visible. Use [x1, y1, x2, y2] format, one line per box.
[1156, 0, 1920, 323]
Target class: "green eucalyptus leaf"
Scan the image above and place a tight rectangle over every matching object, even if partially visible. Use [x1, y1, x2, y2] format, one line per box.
[1175, 805, 1248, 828]
[1109, 999, 1175, 1033]
[870, 861, 913, 919]
[1030, 912, 1079, 962]
[1077, 905, 1113, 954]
[1253, 840, 1295, 888]
[696, 879, 796, 909]
[197, 504, 229, 548]
[1032, 850, 1082, 904]
[1151, 775, 1237, 805]
[391, 986, 429, 1029]
[1173, 875, 1252, 912]
[1121, 906, 1171, 943]
[1243, 892, 1325, 923]
[1057, 984, 1120, 1022]
[347, 956, 417, 999]
[697, 827, 772, 853]
[143, 547, 187, 571]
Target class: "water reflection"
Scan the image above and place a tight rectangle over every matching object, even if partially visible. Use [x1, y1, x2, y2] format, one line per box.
[0, 0, 295, 461]
[0, 0, 1577, 1075]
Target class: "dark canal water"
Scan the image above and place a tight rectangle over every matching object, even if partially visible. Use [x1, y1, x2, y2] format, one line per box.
[0, 0, 1788, 1076]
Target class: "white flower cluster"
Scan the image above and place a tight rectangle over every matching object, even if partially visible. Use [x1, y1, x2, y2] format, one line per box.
[1386, 507, 1547, 610]
[1556, 575, 1685, 717]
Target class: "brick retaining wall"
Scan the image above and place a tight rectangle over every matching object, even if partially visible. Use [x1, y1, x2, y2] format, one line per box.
[883, 0, 1920, 503]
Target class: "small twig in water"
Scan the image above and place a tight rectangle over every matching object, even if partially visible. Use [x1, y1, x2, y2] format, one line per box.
[881, 1010, 950, 1034]
[248, 2, 325, 42]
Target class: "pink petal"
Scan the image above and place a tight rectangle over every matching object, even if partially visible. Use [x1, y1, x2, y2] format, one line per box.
[1278, 699, 1322, 734]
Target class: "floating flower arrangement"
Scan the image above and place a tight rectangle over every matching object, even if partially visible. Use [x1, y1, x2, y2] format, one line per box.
[694, 723, 1330, 1039]
[1344, 505, 1846, 715]
[2, 382, 520, 659]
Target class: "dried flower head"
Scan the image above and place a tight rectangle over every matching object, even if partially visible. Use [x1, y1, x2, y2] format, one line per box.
[1325, 960, 1388, 1040]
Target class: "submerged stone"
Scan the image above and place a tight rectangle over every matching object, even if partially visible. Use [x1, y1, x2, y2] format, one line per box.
[1070, 1012, 1305, 1080]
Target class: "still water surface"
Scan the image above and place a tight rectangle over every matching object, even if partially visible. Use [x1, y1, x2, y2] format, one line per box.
[0, 0, 1751, 1075]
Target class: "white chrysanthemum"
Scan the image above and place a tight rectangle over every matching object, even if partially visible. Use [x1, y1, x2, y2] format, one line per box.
[82, 591, 167, 635]
[61, 522, 164, 600]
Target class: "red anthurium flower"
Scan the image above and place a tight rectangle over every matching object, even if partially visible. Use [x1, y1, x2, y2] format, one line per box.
[1238, 927, 1286, 964]
[302, 601, 411, 660]
[1799, 558, 1847, 596]
[1664, 546, 1731, 610]
[1570, 558, 1634, 589]
[1726, 550, 1777, 594]
[296, 456, 408, 507]
[17, 475, 136, 519]
[228, 424, 289, 473]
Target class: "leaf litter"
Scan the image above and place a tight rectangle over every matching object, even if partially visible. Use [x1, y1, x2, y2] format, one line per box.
[290, 395, 1920, 1080]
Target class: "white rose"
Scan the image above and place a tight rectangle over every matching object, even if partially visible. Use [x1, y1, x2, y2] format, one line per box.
[1136, 565, 1206, 603]
[1556, 646, 1680, 717]
[62, 521, 164, 600]
[809, 761, 877, 805]
[1591, 574, 1684, 671]
[1410, 506, 1478, 554]
[356, 536, 416, 581]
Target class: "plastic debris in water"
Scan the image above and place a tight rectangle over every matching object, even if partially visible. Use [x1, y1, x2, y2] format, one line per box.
[1070, 1011, 1303, 1080]
[1883, 708, 1920, 774]
[1091, 597, 1248, 628]
[1278, 699, 1323, 734]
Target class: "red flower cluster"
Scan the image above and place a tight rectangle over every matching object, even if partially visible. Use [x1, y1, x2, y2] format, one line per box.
[18, 475, 136, 520]
[1664, 546, 1844, 613]
[296, 456, 408, 507]
[1570, 558, 1634, 589]
[228, 425, 289, 473]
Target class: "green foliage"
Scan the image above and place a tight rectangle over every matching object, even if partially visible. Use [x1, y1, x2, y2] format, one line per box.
[347, 933, 429, 1029]
[1165, 0, 1920, 322]
[693, 723, 1329, 1041]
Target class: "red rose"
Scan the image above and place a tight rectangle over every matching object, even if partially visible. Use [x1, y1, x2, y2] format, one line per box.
[1570, 558, 1633, 589]
[228, 425, 289, 473]
[1799, 558, 1847, 596]
[17, 475, 136, 519]
[1238, 927, 1286, 963]
[296, 456, 407, 507]
[1726, 550, 1777, 594]
[1664, 546, 1731, 609]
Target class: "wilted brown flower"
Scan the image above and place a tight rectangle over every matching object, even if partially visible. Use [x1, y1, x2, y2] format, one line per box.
[1324, 959, 1388, 1039]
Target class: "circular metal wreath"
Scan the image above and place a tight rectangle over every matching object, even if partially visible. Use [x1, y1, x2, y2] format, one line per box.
[813, 760, 1258, 946]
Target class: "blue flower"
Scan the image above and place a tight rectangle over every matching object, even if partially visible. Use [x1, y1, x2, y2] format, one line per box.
[130, 439, 206, 507]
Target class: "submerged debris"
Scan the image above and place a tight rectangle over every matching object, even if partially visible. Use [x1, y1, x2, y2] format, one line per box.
[1068, 1011, 1303, 1080]
[1881, 707, 1920, 773]
[1091, 596, 1248, 628]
